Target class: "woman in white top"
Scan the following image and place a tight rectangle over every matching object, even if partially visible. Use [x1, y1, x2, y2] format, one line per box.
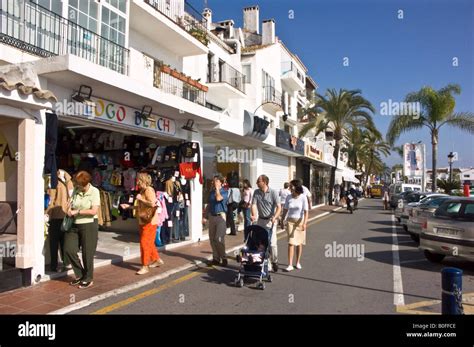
[240, 179, 253, 229]
[281, 180, 309, 271]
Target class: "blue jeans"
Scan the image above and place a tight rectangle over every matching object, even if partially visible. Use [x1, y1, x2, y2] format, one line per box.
[243, 208, 251, 230]
[180, 205, 189, 237]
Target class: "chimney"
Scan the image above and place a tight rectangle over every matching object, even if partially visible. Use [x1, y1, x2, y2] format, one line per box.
[218, 20, 235, 38]
[243, 5, 259, 34]
[262, 19, 275, 45]
[202, 8, 212, 31]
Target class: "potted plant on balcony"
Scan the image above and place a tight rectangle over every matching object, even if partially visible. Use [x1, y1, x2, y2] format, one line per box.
[171, 68, 181, 79]
[189, 28, 209, 46]
[161, 64, 171, 74]
[188, 78, 198, 88]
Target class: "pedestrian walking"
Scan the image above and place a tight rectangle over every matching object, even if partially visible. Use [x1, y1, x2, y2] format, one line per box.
[64, 171, 100, 289]
[226, 185, 241, 236]
[122, 172, 164, 275]
[279, 182, 291, 228]
[203, 175, 229, 266]
[251, 175, 282, 272]
[45, 169, 74, 272]
[281, 180, 309, 271]
[383, 185, 390, 210]
[239, 179, 253, 230]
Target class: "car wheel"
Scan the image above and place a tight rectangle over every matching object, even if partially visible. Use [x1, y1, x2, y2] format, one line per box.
[403, 225, 408, 232]
[424, 250, 445, 263]
[410, 234, 420, 243]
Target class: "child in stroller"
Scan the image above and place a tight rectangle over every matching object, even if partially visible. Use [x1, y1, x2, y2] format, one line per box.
[234, 224, 272, 290]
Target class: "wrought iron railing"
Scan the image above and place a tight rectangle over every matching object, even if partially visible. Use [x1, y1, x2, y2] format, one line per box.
[0, 0, 129, 75]
[262, 86, 282, 106]
[144, 0, 208, 45]
[153, 63, 206, 106]
[208, 62, 245, 93]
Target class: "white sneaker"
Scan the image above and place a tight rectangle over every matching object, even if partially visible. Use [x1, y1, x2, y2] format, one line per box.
[296, 263, 302, 270]
[285, 265, 294, 272]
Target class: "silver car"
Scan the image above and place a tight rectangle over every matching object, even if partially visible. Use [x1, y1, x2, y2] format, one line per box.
[394, 191, 418, 222]
[406, 195, 451, 242]
[419, 198, 474, 263]
[396, 192, 434, 227]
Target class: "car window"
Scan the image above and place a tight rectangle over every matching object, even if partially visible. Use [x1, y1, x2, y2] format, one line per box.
[413, 187, 421, 191]
[463, 203, 474, 217]
[436, 201, 462, 217]
[403, 187, 413, 192]
[428, 197, 450, 207]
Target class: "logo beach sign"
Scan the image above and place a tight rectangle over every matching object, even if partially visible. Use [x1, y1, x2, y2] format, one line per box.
[60, 96, 177, 136]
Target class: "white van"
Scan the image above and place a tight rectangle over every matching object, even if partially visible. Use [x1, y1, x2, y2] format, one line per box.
[389, 183, 422, 208]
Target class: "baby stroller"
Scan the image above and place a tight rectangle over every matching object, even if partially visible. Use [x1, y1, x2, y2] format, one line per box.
[234, 224, 272, 290]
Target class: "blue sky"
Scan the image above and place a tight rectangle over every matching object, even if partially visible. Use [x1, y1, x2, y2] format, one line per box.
[189, 0, 474, 169]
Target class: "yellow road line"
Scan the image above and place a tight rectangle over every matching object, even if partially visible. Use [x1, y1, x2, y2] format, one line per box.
[93, 210, 337, 314]
[92, 267, 211, 315]
[396, 292, 474, 315]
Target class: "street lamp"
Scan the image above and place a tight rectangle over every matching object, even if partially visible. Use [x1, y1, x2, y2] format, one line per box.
[447, 152, 455, 182]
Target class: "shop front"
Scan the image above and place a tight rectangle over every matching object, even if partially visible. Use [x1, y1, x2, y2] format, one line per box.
[305, 143, 332, 206]
[43, 94, 205, 272]
[0, 66, 55, 292]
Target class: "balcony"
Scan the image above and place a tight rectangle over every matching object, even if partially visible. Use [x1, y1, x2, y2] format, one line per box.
[0, 1, 129, 75]
[206, 62, 245, 104]
[262, 86, 283, 113]
[153, 61, 206, 106]
[281, 61, 305, 91]
[130, 0, 208, 56]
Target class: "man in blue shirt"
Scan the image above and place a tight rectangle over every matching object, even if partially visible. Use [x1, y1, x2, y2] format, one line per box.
[203, 175, 229, 266]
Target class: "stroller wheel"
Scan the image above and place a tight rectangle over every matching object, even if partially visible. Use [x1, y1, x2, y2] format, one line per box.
[236, 255, 242, 263]
[257, 282, 265, 290]
[267, 275, 273, 283]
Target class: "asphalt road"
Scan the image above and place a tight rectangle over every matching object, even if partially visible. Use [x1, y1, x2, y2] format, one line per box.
[71, 198, 474, 314]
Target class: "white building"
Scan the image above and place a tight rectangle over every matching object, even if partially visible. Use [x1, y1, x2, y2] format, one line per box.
[0, 0, 341, 291]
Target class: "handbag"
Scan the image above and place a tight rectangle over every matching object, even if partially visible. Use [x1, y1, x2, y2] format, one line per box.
[138, 203, 158, 224]
[61, 216, 73, 232]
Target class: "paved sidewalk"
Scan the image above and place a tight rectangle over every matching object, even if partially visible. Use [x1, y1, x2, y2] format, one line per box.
[0, 204, 340, 314]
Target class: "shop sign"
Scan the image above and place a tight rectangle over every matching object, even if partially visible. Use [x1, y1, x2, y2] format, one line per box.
[305, 144, 323, 161]
[68, 97, 176, 136]
[0, 131, 17, 183]
[275, 128, 304, 155]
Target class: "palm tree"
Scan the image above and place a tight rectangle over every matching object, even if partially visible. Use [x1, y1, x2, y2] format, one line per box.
[299, 89, 375, 205]
[360, 131, 391, 187]
[437, 179, 461, 194]
[387, 84, 474, 191]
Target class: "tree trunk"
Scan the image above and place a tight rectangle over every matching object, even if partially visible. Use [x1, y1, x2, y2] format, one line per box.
[328, 141, 340, 205]
[431, 130, 438, 192]
[365, 151, 374, 187]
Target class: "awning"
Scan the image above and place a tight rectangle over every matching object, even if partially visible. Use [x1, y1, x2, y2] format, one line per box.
[336, 168, 360, 184]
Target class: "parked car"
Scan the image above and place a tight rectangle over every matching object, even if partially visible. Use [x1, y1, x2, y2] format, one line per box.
[406, 195, 452, 242]
[395, 191, 427, 224]
[419, 198, 474, 263]
[389, 183, 422, 208]
[399, 193, 449, 230]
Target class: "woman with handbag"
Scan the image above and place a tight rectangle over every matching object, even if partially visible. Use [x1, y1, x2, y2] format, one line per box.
[63, 171, 100, 289]
[45, 169, 74, 272]
[122, 172, 164, 275]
